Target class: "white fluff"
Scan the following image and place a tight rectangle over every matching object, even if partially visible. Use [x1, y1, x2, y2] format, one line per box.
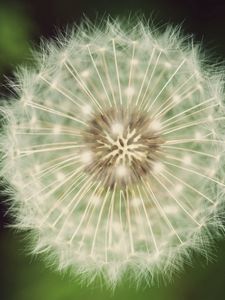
[0, 19, 225, 288]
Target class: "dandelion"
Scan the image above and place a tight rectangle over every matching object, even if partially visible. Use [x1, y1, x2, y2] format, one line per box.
[0, 19, 225, 287]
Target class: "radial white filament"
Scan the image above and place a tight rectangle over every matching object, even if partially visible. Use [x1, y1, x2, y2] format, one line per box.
[0, 20, 225, 288]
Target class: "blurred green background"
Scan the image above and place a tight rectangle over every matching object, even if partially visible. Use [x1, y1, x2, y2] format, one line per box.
[1, 0, 225, 299]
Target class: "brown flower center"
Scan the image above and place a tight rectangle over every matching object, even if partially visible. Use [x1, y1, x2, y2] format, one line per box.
[82, 108, 164, 189]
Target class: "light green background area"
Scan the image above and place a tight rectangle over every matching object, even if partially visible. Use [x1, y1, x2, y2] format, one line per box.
[0, 5, 34, 75]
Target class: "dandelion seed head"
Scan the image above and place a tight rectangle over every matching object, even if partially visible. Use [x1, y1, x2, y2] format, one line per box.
[0, 19, 225, 288]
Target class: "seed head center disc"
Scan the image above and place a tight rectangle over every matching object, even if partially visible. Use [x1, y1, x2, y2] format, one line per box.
[82, 108, 164, 188]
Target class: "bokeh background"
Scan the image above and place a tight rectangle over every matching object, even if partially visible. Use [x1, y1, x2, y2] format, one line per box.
[1, 0, 225, 299]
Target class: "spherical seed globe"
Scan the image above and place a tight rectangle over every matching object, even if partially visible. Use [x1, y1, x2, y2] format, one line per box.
[1, 20, 225, 287]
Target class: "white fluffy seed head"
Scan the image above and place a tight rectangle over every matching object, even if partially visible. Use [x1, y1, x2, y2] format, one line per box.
[0, 19, 225, 288]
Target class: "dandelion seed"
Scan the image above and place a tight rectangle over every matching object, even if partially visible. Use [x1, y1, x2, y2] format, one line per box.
[0, 19, 225, 288]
